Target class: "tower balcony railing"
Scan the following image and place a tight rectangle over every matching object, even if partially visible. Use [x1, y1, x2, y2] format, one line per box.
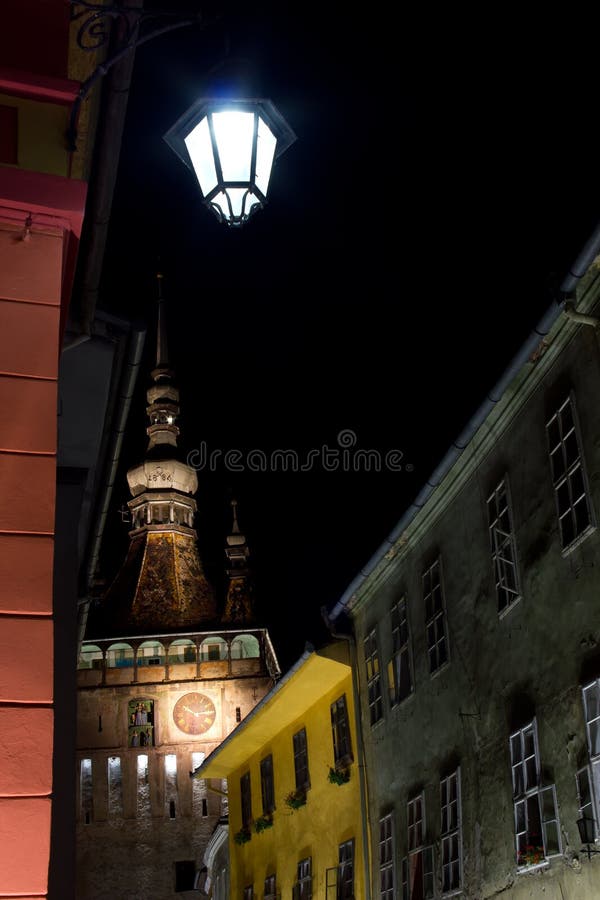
[77, 627, 280, 687]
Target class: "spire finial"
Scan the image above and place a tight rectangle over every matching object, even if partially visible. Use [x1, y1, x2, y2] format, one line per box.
[231, 498, 240, 534]
[156, 271, 169, 370]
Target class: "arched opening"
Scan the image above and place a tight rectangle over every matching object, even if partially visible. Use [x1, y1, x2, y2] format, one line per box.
[230, 634, 260, 659]
[168, 638, 196, 664]
[77, 644, 103, 670]
[137, 640, 165, 667]
[106, 642, 134, 668]
[200, 636, 227, 662]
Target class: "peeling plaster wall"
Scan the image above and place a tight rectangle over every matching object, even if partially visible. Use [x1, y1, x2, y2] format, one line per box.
[351, 313, 600, 898]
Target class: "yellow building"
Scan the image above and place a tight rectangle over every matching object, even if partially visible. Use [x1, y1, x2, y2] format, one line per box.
[194, 641, 369, 900]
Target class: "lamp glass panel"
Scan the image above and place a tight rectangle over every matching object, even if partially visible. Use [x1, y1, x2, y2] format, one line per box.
[255, 116, 277, 196]
[211, 191, 230, 220]
[212, 111, 254, 181]
[184, 116, 218, 196]
[227, 187, 249, 218]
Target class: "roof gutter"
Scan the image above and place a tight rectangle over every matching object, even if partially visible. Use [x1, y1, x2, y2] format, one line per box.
[328, 218, 600, 622]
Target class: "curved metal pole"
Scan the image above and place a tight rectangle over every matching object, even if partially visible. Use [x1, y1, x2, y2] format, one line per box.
[67, 2, 209, 151]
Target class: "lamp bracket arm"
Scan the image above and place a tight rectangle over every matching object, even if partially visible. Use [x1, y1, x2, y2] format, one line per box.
[67, 2, 211, 151]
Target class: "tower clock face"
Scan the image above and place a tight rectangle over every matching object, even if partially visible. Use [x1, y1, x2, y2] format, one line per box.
[173, 692, 216, 735]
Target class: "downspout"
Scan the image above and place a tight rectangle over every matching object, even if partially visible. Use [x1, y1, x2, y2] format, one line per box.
[328, 218, 600, 624]
[322, 607, 373, 900]
[77, 325, 146, 650]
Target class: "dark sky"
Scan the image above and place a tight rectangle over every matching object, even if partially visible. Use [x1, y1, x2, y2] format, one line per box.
[98, 2, 598, 670]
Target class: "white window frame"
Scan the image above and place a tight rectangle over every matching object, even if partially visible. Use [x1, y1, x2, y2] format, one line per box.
[405, 793, 434, 899]
[379, 813, 395, 900]
[509, 719, 561, 869]
[388, 597, 414, 706]
[440, 768, 462, 896]
[364, 628, 384, 725]
[487, 477, 521, 616]
[423, 558, 449, 675]
[546, 393, 595, 553]
[579, 679, 600, 840]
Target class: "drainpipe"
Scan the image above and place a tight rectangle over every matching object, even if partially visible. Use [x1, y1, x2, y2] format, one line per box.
[77, 325, 146, 651]
[322, 607, 373, 900]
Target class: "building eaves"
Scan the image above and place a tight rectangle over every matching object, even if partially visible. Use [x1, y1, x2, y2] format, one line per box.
[327, 220, 600, 623]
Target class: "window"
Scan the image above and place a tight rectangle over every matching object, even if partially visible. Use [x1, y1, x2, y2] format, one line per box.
[107, 757, 123, 817]
[546, 395, 594, 550]
[388, 597, 413, 705]
[241, 771, 252, 829]
[440, 769, 462, 894]
[509, 720, 561, 867]
[191, 751, 207, 818]
[264, 874, 276, 900]
[338, 839, 354, 900]
[364, 629, 383, 725]
[423, 559, 449, 675]
[578, 679, 600, 840]
[293, 727, 310, 791]
[260, 754, 275, 814]
[175, 860, 196, 892]
[379, 814, 395, 900]
[244, 886, 254, 900]
[165, 754, 178, 818]
[404, 793, 434, 899]
[128, 699, 154, 748]
[80, 758, 93, 824]
[487, 478, 521, 614]
[136, 754, 150, 817]
[331, 694, 353, 768]
[293, 857, 312, 900]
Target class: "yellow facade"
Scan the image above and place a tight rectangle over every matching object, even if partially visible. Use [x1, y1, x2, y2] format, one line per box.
[196, 642, 368, 899]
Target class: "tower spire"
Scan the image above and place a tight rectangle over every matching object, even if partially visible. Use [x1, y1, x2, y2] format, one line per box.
[145, 275, 180, 454]
[86, 275, 216, 637]
[222, 498, 254, 625]
[155, 271, 169, 370]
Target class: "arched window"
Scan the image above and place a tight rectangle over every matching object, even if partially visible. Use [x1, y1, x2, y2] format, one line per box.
[231, 634, 260, 659]
[200, 636, 227, 662]
[168, 639, 196, 664]
[137, 640, 165, 667]
[78, 644, 103, 670]
[106, 642, 134, 668]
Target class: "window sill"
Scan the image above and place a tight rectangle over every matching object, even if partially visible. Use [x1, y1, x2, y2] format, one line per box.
[516, 860, 549, 875]
[498, 594, 522, 621]
[391, 689, 415, 712]
[561, 522, 596, 558]
[430, 660, 450, 681]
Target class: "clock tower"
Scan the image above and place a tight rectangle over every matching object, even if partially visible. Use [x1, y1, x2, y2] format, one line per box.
[76, 278, 280, 899]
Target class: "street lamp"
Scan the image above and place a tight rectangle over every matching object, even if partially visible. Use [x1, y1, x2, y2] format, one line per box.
[67, 3, 297, 225]
[576, 815, 600, 860]
[163, 97, 296, 227]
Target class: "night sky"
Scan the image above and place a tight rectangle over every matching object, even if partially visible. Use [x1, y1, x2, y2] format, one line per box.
[97, 3, 598, 670]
